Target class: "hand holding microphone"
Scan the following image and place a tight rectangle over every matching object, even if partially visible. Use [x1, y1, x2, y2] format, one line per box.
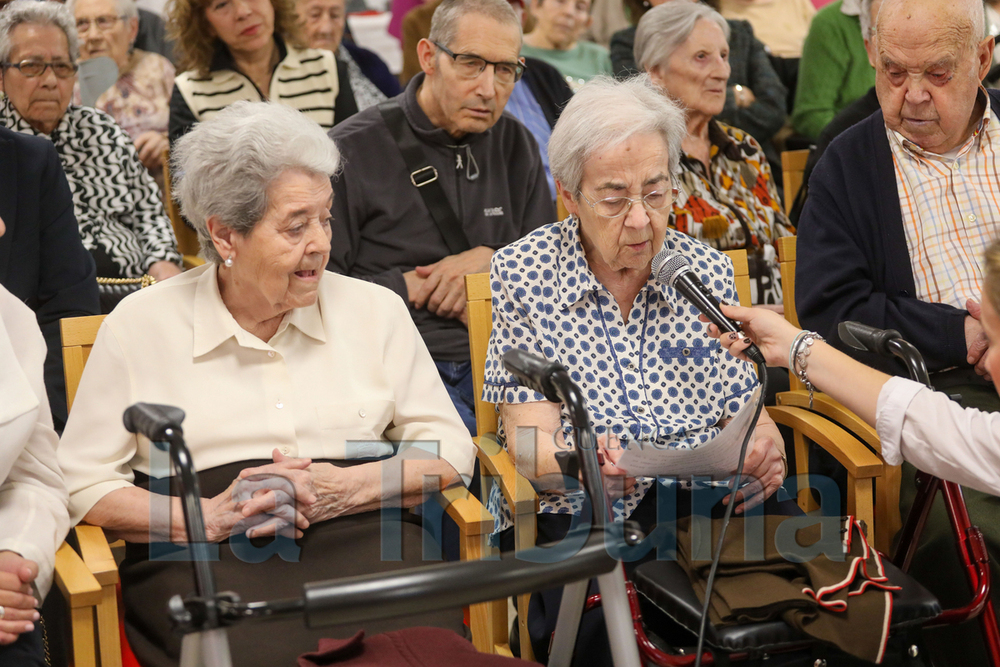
[651, 250, 767, 365]
[704, 303, 802, 369]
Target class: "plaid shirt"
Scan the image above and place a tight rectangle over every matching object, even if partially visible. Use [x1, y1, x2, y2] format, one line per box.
[887, 89, 1000, 309]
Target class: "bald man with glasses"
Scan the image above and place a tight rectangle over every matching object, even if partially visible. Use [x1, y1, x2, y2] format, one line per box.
[327, 0, 554, 438]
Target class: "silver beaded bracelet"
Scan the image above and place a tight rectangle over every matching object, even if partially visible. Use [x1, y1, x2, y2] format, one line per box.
[791, 331, 825, 409]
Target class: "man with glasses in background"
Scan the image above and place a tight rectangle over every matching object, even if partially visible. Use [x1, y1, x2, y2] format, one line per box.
[327, 0, 554, 437]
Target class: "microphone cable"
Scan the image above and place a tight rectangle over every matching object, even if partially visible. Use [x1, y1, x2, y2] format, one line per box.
[693, 360, 768, 667]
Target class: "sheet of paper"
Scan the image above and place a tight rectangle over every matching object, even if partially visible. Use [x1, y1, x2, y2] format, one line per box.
[616, 387, 761, 478]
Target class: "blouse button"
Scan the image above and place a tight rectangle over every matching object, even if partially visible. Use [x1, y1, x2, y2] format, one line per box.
[276, 401, 284, 409]
[682, 348, 691, 357]
[268, 351, 275, 358]
[280, 446, 291, 455]
[359, 409, 366, 418]
[636, 406, 646, 414]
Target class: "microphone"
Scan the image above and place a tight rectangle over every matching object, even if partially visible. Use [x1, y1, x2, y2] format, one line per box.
[651, 249, 766, 366]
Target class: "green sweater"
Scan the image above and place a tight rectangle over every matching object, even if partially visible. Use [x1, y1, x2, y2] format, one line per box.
[791, 0, 875, 140]
[519, 41, 612, 91]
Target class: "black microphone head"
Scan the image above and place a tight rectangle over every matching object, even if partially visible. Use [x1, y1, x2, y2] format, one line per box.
[651, 250, 691, 287]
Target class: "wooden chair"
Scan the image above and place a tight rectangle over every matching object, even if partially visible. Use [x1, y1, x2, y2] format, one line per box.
[464, 249, 880, 657]
[775, 236, 903, 552]
[780, 149, 810, 216]
[56, 314, 497, 661]
[161, 148, 205, 269]
[52, 314, 123, 667]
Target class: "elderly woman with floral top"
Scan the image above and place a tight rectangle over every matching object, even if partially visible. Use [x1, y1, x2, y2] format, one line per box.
[0, 0, 181, 284]
[635, 0, 793, 306]
[484, 74, 792, 666]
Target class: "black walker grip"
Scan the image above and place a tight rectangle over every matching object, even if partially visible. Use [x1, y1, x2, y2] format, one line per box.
[123, 402, 186, 441]
[502, 349, 566, 404]
[838, 321, 903, 357]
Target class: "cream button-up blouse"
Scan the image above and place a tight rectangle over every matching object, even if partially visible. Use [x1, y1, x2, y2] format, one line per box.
[59, 263, 476, 524]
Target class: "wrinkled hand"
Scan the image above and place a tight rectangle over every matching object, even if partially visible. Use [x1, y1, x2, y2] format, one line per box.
[722, 423, 785, 514]
[411, 246, 494, 321]
[148, 260, 182, 282]
[599, 435, 636, 500]
[239, 449, 358, 525]
[703, 304, 799, 368]
[0, 552, 39, 644]
[966, 298, 991, 380]
[202, 456, 313, 542]
[134, 131, 169, 171]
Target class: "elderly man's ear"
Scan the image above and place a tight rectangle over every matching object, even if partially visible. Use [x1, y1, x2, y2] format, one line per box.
[977, 35, 996, 81]
[416, 38, 438, 77]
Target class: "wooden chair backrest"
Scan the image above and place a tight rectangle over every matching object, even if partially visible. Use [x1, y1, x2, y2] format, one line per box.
[777, 236, 799, 328]
[773, 236, 900, 550]
[162, 148, 202, 259]
[61, 315, 106, 413]
[781, 149, 810, 216]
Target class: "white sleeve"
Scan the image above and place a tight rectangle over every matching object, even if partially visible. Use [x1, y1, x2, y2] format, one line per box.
[0, 293, 70, 599]
[876, 376, 1000, 496]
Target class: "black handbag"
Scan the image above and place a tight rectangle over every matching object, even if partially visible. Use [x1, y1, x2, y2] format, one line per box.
[96, 275, 156, 313]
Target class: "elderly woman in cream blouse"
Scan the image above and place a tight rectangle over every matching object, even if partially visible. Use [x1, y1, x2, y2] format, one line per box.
[57, 101, 476, 666]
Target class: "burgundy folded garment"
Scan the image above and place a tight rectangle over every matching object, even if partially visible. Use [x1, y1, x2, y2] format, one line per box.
[297, 628, 529, 666]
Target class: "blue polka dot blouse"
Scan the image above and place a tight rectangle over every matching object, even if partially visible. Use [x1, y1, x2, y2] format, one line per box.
[482, 217, 759, 537]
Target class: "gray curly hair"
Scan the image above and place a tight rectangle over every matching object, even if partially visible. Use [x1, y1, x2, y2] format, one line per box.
[0, 0, 80, 63]
[171, 101, 341, 264]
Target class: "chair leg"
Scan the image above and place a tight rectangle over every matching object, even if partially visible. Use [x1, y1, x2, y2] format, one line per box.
[848, 475, 875, 542]
[71, 606, 97, 667]
[515, 514, 536, 662]
[96, 583, 123, 667]
[876, 465, 903, 553]
[794, 431, 819, 513]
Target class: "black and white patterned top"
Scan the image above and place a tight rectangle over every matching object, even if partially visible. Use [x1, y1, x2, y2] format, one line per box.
[0, 97, 181, 278]
[483, 219, 758, 537]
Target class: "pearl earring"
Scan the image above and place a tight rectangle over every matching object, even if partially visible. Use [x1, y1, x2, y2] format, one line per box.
[224, 255, 233, 268]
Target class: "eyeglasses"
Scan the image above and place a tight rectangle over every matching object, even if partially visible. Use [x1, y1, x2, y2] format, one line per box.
[75, 15, 127, 33]
[579, 187, 679, 219]
[2, 60, 78, 79]
[432, 42, 525, 85]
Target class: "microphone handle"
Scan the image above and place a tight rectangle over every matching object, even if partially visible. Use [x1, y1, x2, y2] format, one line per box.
[674, 272, 766, 366]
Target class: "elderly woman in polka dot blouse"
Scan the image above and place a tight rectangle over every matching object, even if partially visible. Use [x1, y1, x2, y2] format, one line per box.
[483, 75, 791, 664]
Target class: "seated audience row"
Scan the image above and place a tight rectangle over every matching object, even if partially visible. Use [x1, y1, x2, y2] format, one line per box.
[0, 1, 182, 285]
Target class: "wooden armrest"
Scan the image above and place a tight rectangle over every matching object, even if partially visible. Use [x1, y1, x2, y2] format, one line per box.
[767, 406, 883, 479]
[776, 390, 881, 451]
[434, 485, 494, 536]
[475, 434, 538, 516]
[54, 542, 102, 608]
[75, 525, 119, 587]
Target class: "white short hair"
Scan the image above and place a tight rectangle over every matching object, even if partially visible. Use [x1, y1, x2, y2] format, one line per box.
[549, 74, 685, 195]
[171, 102, 341, 264]
[0, 0, 80, 62]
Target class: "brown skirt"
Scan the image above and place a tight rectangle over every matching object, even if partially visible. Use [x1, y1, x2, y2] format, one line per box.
[121, 460, 468, 667]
